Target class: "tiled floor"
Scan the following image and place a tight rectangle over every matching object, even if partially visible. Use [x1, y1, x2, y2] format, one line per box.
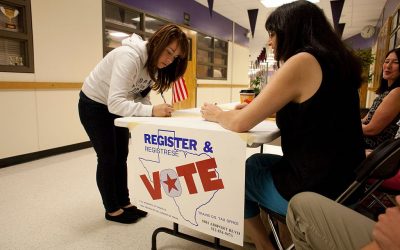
[0, 144, 282, 249]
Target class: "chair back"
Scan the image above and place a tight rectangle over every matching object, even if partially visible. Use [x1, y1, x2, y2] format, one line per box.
[355, 138, 400, 181]
[336, 138, 400, 204]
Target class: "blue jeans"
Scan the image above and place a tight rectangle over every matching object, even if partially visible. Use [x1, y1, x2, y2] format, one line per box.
[78, 91, 130, 213]
[245, 153, 289, 218]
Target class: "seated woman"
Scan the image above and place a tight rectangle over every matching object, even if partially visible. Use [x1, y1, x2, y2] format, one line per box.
[362, 48, 400, 150]
[201, 2, 366, 249]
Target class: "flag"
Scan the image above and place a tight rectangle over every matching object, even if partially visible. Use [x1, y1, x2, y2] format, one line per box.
[172, 77, 188, 103]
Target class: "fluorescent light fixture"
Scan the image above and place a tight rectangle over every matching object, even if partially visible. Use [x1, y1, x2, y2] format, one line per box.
[109, 31, 129, 38]
[261, 0, 319, 8]
[131, 16, 157, 22]
[261, 0, 287, 8]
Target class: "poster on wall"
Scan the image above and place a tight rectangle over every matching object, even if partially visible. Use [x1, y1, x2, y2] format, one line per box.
[130, 123, 246, 246]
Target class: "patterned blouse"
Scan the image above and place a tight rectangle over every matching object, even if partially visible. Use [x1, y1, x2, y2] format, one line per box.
[363, 88, 400, 149]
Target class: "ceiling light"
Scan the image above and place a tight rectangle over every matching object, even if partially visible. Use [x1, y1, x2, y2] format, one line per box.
[261, 0, 287, 8]
[261, 0, 319, 8]
[109, 31, 129, 38]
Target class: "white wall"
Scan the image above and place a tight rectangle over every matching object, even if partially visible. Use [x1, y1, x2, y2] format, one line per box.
[231, 43, 250, 101]
[0, 0, 102, 158]
[196, 42, 250, 107]
[231, 43, 250, 85]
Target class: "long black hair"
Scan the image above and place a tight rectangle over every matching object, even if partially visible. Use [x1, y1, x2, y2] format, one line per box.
[146, 24, 189, 93]
[376, 47, 400, 94]
[265, 0, 362, 89]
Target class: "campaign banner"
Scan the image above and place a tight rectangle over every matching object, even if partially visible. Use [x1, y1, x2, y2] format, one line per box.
[130, 123, 247, 245]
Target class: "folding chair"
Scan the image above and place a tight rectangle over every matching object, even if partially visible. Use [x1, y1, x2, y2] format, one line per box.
[262, 208, 293, 250]
[265, 138, 400, 250]
[336, 138, 400, 204]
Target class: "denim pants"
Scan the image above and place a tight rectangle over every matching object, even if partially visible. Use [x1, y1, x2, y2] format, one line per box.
[245, 153, 289, 217]
[78, 91, 130, 213]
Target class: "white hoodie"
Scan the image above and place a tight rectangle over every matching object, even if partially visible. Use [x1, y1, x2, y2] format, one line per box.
[82, 34, 153, 117]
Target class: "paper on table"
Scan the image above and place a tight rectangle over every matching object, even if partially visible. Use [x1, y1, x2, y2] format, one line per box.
[216, 102, 239, 110]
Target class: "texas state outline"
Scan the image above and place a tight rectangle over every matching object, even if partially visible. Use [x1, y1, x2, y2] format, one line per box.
[138, 129, 222, 226]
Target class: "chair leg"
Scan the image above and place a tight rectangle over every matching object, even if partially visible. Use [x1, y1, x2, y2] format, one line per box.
[386, 194, 397, 206]
[287, 243, 295, 250]
[267, 214, 284, 250]
[368, 193, 388, 209]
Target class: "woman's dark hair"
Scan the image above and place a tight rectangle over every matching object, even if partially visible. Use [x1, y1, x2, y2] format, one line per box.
[146, 24, 189, 93]
[376, 47, 400, 94]
[265, 0, 362, 89]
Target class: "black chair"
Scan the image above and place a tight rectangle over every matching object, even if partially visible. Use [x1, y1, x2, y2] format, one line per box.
[262, 208, 293, 250]
[336, 138, 400, 204]
[264, 138, 400, 250]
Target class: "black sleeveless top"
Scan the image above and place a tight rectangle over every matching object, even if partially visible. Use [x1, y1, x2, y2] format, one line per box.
[271, 49, 366, 200]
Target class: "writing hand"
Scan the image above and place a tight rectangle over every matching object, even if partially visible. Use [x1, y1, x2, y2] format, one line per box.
[200, 102, 223, 122]
[152, 103, 174, 117]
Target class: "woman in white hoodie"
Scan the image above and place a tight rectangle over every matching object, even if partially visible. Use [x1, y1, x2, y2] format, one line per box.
[79, 24, 189, 224]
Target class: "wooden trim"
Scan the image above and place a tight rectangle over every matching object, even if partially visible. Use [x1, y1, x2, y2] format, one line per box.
[1, 82, 248, 90]
[231, 84, 250, 88]
[197, 84, 248, 88]
[0, 82, 82, 90]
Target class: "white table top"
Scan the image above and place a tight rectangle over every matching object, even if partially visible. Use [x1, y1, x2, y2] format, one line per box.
[115, 106, 280, 146]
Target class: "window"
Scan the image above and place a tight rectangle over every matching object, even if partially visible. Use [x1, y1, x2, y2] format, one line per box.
[104, 0, 144, 55]
[144, 15, 167, 35]
[103, 0, 168, 55]
[389, 9, 400, 50]
[196, 33, 228, 79]
[391, 10, 398, 33]
[0, 0, 34, 73]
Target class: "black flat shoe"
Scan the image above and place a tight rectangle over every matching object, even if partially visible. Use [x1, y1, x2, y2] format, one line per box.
[105, 210, 139, 224]
[123, 205, 148, 218]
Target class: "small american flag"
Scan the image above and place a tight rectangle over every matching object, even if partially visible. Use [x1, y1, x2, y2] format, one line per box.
[172, 77, 188, 103]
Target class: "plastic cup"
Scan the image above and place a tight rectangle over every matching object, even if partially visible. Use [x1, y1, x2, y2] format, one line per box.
[240, 89, 255, 104]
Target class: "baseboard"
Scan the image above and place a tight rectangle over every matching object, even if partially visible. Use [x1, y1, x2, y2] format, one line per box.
[0, 141, 92, 168]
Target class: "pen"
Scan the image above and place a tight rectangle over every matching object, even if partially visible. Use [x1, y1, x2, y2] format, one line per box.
[160, 91, 167, 104]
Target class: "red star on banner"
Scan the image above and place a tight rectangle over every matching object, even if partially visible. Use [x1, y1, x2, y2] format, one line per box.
[163, 174, 178, 193]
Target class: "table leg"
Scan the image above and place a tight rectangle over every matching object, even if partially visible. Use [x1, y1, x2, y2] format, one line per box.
[151, 223, 232, 250]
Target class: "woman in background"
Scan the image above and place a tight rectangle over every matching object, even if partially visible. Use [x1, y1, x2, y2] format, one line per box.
[79, 24, 188, 224]
[362, 47, 400, 150]
[201, 1, 365, 249]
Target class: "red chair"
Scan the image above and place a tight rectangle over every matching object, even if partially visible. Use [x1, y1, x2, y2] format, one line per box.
[365, 170, 400, 213]
[380, 169, 400, 190]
